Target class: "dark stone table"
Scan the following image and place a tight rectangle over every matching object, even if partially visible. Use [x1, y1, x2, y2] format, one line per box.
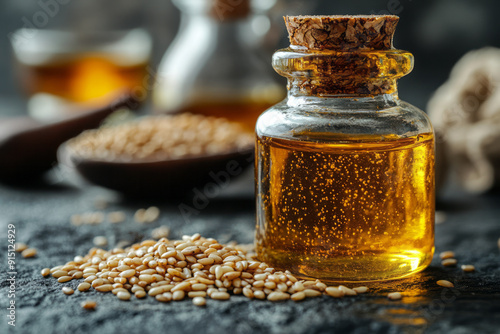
[0, 96, 499, 334]
[0, 167, 499, 334]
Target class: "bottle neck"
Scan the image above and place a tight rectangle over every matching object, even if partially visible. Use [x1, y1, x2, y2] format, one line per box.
[273, 47, 413, 101]
[286, 91, 400, 109]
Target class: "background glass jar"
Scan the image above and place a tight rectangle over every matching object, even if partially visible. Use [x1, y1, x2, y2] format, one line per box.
[153, 0, 285, 133]
[255, 16, 435, 282]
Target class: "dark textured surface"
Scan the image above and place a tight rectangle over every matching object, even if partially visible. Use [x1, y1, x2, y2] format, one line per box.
[1, 171, 500, 334]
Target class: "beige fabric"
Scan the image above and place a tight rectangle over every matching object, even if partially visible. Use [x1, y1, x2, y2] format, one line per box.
[428, 48, 500, 193]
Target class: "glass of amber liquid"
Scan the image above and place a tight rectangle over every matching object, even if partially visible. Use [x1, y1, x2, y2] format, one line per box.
[255, 15, 435, 282]
[11, 28, 152, 119]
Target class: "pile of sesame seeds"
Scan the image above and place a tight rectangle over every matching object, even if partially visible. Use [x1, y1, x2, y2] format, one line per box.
[66, 113, 254, 162]
[42, 233, 373, 307]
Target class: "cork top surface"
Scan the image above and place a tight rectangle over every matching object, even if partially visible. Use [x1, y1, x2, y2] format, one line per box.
[284, 15, 399, 51]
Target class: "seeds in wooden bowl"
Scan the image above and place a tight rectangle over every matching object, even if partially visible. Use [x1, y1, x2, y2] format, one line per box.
[67, 114, 254, 163]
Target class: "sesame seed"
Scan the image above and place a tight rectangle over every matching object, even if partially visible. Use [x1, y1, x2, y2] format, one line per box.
[388, 292, 402, 300]
[117, 291, 131, 301]
[93, 236, 108, 247]
[22, 248, 37, 258]
[135, 290, 146, 299]
[151, 226, 170, 240]
[437, 280, 454, 288]
[52, 270, 69, 278]
[41, 268, 50, 277]
[58, 276, 72, 283]
[192, 296, 206, 306]
[339, 285, 357, 296]
[62, 287, 74, 295]
[303, 289, 322, 298]
[210, 292, 230, 300]
[81, 301, 97, 310]
[439, 251, 455, 260]
[15, 243, 28, 252]
[267, 292, 290, 301]
[78, 282, 91, 292]
[353, 286, 369, 294]
[291, 291, 306, 301]
[461, 265, 475, 272]
[325, 287, 344, 298]
[441, 258, 457, 267]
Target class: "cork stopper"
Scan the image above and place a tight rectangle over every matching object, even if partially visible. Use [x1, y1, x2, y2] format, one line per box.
[284, 15, 399, 51]
[210, 0, 250, 21]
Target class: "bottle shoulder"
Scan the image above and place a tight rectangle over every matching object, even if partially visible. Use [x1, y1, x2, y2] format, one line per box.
[256, 97, 434, 142]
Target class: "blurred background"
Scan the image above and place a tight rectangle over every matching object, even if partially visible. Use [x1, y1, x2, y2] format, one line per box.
[1, 0, 499, 109]
[0, 0, 499, 194]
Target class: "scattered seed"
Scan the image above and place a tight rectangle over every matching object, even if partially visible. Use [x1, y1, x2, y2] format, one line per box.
[211, 292, 230, 300]
[144, 206, 160, 223]
[152, 226, 170, 240]
[353, 286, 368, 294]
[388, 292, 402, 300]
[339, 285, 357, 296]
[291, 291, 305, 302]
[439, 251, 455, 260]
[461, 265, 475, 272]
[172, 290, 185, 301]
[22, 248, 37, 258]
[93, 236, 108, 247]
[134, 209, 147, 223]
[15, 243, 28, 252]
[441, 258, 457, 267]
[81, 300, 97, 310]
[62, 287, 74, 295]
[437, 280, 454, 288]
[135, 290, 146, 299]
[267, 291, 290, 301]
[192, 296, 206, 306]
[108, 211, 126, 224]
[95, 284, 113, 292]
[303, 289, 322, 298]
[58, 276, 72, 283]
[41, 268, 50, 277]
[435, 211, 447, 224]
[52, 270, 69, 278]
[325, 287, 344, 298]
[117, 291, 131, 301]
[78, 282, 91, 292]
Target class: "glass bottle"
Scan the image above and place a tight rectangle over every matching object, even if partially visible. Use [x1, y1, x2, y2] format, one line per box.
[255, 15, 435, 282]
[153, 0, 284, 133]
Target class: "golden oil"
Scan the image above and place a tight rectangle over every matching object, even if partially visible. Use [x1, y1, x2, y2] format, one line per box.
[255, 132, 435, 282]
